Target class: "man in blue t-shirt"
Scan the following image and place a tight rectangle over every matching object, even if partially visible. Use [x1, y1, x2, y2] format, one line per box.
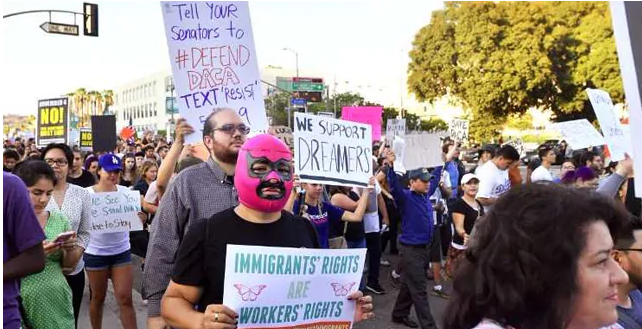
[612, 216, 642, 329]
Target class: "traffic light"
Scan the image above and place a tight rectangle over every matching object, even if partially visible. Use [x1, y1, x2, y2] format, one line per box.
[83, 3, 98, 37]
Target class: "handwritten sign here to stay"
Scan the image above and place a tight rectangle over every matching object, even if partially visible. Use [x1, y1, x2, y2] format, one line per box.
[550, 119, 606, 150]
[294, 112, 372, 187]
[586, 88, 632, 161]
[341, 107, 382, 142]
[162, 2, 268, 144]
[449, 119, 469, 142]
[90, 190, 143, 233]
[385, 119, 406, 143]
[223, 245, 366, 329]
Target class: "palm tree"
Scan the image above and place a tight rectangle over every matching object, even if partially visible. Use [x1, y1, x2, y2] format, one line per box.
[69, 88, 88, 127]
[87, 91, 104, 117]
[102, 90, 114, 114]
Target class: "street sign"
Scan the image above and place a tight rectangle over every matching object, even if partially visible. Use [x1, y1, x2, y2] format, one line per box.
[39, 22, 79, 36]
[84, 3, 99, 37]
[292, 81, 324, 92]
[291, 98, 307, 106]
[165, 97, 178, 114]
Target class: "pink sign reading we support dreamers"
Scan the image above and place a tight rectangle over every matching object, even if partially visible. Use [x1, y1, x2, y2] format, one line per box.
[341, 106, 383, 141]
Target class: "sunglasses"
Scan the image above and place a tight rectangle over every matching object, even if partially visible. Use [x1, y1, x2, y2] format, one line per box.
[617, 249, 642, 253]
[214, 123, 251, 135]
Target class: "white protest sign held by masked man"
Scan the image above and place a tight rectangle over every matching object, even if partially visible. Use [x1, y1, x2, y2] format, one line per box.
[293, 112, 372, 188]
[586, 88, 632, 161]
[161, 1, 268, 144]
[223, 245, 366, 329]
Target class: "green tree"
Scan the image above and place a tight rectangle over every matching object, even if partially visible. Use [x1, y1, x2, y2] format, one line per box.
[264, 92, 290, 126]
[408, 1, 622, 141]
[505, 112, 533, 131]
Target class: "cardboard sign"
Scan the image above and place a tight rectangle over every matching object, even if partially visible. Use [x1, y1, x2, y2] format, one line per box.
[223, 245, 366, 329]
[293, 113, 372, 187]
[79, 128, 93, 151]
[403, 133, 444, 170]
[449, 119, 469, 142]
[385, 119, 406, 142]
[90, 190, 143, 233]
[391, 136, 407, 174]
[268, 125, 293, 149]
[341, 106, 382, 141]
[586, 88, 632, 161]
[161, 1, 268, 144]
[37, 98, 69, 147]
[550, 119, 606, 150]
[91, 116, 117, 153]
[502, 138, 524, 157]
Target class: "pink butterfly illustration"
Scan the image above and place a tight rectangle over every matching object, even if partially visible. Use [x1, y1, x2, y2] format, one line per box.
[233, 284, 267, 301]
[330, 282, 356, 297]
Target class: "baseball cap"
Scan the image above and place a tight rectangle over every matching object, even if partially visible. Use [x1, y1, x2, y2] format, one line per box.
[461, 173, 479, 185]
[98, 153, 122, 172]
[408, 168, 432, 182]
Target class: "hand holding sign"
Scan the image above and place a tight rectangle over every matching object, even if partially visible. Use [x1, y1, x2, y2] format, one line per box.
[348, 292, 374, 321]
[174, 118, 195, 144]
[203, 304, 238, 329]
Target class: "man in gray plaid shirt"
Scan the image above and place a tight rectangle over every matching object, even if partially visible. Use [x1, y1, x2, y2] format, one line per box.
[143, 108, 250, 329]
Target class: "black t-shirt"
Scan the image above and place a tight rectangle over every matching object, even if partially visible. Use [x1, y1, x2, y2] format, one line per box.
[119, 177, 134, 188]
[132, 179, 150, 197]
[67, 169, 96, 188]
[451, 198, 484, 245]
[172, 208, 320, 312]
[343, 191, 365, 242]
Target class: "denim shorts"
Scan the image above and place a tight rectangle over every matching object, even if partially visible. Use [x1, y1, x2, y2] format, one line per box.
[83, 250, 131, 271]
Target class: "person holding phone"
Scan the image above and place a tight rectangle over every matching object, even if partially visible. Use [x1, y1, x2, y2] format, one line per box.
[13, 160, 80, 329]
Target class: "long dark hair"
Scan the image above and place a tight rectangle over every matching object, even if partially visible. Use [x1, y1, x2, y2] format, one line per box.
[444, 184, 628, 329]
[13, 160, 58, 187]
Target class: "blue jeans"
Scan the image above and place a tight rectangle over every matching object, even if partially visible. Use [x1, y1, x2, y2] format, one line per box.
[347, 238, 367, 290]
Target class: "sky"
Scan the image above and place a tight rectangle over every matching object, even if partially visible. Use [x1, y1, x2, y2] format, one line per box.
[1, 0, 444, 116]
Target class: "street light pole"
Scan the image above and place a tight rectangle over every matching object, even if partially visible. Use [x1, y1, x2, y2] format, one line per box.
[282, 47, 299, 127]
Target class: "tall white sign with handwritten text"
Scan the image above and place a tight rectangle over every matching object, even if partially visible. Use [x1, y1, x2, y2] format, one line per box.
[162, 2, 268, 144]
[586, 88, 632, 161]
[550, 119, 606, 150]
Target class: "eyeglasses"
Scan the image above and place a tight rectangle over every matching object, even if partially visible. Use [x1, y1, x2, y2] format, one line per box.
[617, 249, 642, 253]
[214, 123, 250, 135]
[44, 158, 68, 167]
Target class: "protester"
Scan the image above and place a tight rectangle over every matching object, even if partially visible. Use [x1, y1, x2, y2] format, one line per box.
[131, 160, 158, 265]
[381, 148, 448, 329]
[609, 216, 642, 329]
[156, 145, 169, 162]
[473, 145, 495, 176]
[149, 118, 195, 200]
[14, 160, 81, 329]
[160, 133, 375, 328]
[558, 158, 577, 183]
[119, 153, 139, 188]
[445, 173, 484, 279]
[84, 155, 99, 179]
[443, 184, 629, 329]
[134, 151, 145, 168]
[3, 172, 46, 329]
[530, 146, 556, 183]
[476, 145, 520, 211]
[378, 157, 402, 257]
[427, 165, 451, 299]
[41, 143, 93, 327]
[67, 149, 96, 188]
[143, 108, 246, 329]
[143, 145, 157, 163]
[4, 148, 20, 172]
[581, 151, 605, 176]
[562, 166, 599, 188]
[85, 154, 138, 329]
[362, 158, 389, 295]
[286, 177, 372, 249]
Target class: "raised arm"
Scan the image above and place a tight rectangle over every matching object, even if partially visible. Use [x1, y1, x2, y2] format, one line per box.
[341, 187, 371, 222]
[156, 119, 194, 196]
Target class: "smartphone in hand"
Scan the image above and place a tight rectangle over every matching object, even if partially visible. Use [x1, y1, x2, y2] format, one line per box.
[53, 231, 76, 244]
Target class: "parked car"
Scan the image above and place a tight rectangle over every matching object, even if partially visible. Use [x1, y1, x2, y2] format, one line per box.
[523, 139, 566, 166]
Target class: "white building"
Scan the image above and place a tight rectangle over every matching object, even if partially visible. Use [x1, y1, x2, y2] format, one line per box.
[112, 69, 177, 135]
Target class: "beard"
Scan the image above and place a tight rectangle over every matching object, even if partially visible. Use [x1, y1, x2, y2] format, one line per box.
[212, 145, 240, 164]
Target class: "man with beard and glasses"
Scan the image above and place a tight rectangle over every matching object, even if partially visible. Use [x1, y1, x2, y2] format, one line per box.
[143, 108, 248, 329]
[161, 133, 375, 328]
[603, 216, 642, 329]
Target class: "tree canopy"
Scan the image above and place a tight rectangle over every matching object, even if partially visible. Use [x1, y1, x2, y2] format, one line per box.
[408, 1, 623, 141]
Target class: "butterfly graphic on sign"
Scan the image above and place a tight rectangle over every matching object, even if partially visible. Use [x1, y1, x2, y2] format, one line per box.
[330, 282, 356, 297]
[233, 284, 267, 302]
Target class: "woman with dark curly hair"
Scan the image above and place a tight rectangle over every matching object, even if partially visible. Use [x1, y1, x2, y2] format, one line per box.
[444, 184, 630, 329]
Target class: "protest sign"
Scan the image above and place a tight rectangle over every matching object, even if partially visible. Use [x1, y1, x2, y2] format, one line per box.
[341, 107, 382, 141]
[391, 136, 407, 174]
[550, 119, 606, 150]
[403, 133, 444, 170]
[268, 125, 293, 149]
[449, 119, 469, 142]
[502, 138, 524, 157]
[293, 112, 372, 187]
[223, 245, 366, 329]
[79, 128, 93, 151]
[586, 88, 632, 161]
[385, 119, 406, 142]
[91, 115, 117, 152]
[161, 1, 268, 144]
[90, 190, 143, 233]
[37, 98, 69, 147]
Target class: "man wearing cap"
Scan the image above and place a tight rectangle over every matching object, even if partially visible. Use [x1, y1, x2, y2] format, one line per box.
[143, 108, 250, 329]
[379, 150, 452, 329]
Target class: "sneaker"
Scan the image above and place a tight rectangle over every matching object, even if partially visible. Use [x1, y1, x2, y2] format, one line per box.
[366, 283, 386, 295]
[430, 286, 450, 299]
[380, 259, 391, 267]
[392, 316, 419, 328]
[390, 272, 402, 289]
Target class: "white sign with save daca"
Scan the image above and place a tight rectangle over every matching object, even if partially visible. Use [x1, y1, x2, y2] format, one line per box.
[586, 88, 632, 161]
[90, 190, 143, 233]
[550, 119, 606, 150]
[293, 112, 372, 188]
[161, 1, 269, 144]
[386, 119, 406, 142]
[449, 119, 469, 142]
